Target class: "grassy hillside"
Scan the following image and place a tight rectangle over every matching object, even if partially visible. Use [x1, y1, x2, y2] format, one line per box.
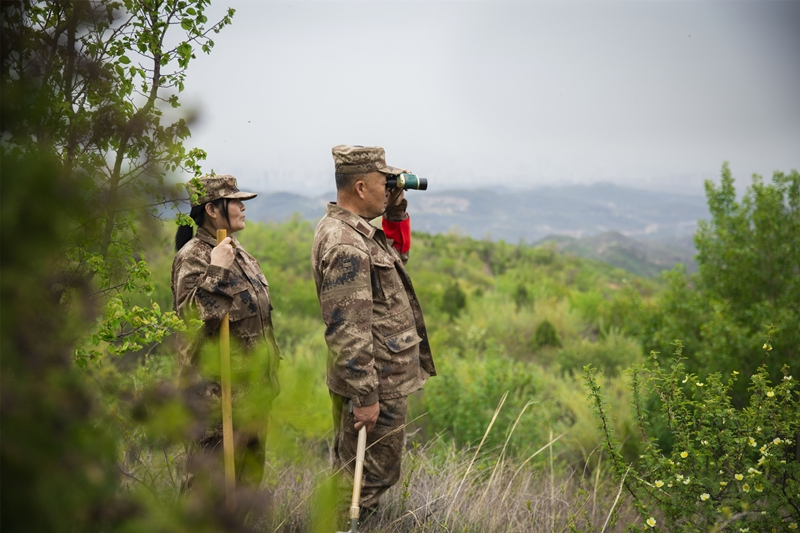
[124, 216, 662, 530]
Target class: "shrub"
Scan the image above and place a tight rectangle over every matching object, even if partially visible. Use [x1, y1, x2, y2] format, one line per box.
[442, 281, 467, 320]
[533, 319, 562, 349]
[557, 330, 642, 377]
[585, 338, 800, 531]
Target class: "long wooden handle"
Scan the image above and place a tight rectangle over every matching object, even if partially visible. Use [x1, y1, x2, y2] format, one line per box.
[350, 426, 368, 520]
[217, 229, 236, 508]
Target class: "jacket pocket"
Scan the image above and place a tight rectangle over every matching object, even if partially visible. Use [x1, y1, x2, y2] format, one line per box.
[229, 284, 259, 323]
[383, 326, 422, 355]
[371, 251, 403, 304]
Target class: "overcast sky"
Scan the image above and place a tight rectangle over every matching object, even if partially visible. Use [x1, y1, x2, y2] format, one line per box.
[180, 0, 800, 196]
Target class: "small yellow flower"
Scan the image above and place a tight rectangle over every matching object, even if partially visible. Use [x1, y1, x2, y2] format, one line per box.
[700, 493, 710, 501]
[683, 477, 691, 485]
[788, 523, 797, 530]
[733, 370, 739, 375]
[735, 473, 743, 480]
[747, 467, 761, 475]
[720, 481, 728, 486]
[646, 517, 656, 528]
[742, 483, 750, 492]
[655, 480, 664, 488]
[767, 391, 775, 397]
[773, 437, 782, 445]
[701, 440, 709, 446]
[667, 482, 673, 487]
[680, 451, 688, 458]
[784, 375, 793, 381]
[696, 382, 704, 387]
[676, 474, 684, 481]
[748, 437, 756, 447]
[755, 483, 763, 492]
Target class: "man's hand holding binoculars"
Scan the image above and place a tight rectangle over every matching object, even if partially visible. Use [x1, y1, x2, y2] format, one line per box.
[385, 189, 408, 221]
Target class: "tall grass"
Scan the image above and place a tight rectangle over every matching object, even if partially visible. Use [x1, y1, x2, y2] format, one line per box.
[258, 434, 638, 533]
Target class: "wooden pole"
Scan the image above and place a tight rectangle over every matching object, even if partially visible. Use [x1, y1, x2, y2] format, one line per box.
[348, 426, 368, 531]
[217, 229, 236, 508]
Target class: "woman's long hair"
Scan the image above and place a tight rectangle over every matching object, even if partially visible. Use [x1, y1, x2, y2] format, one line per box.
[175, 198, 230, 251]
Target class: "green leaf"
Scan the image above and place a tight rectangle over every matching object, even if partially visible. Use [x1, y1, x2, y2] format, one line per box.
[118, 55, 131, 64]
[181, 18, 193, 31]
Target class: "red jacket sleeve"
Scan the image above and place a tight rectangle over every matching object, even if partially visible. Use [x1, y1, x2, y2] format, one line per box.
[382, 216, 411, 254]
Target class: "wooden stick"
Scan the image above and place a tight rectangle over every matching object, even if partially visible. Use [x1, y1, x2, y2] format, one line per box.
[217, 229, 236, 508]
[350, 426, 368, 524]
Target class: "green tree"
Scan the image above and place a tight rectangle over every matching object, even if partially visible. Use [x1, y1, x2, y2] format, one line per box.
[1, 0, 233, 365]
[442, 281, 467, 320]
[1, 2, 253, 530]
[642, 163, 800, 402]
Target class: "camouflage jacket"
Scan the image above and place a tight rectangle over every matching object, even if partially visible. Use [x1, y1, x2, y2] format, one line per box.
[311, 203, 435, 407]
[171, 227, 280, 398]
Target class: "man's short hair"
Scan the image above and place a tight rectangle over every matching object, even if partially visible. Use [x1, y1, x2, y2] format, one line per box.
[335, 172, 363, 191]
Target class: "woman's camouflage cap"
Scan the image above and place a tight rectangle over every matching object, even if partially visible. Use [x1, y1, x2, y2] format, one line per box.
[187, 175, 257, 206]
[332, 145, 408, 176]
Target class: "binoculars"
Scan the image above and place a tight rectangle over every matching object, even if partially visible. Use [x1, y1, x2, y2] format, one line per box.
[386, 173, 428, 191]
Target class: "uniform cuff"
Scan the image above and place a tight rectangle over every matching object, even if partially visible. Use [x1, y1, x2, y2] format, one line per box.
[352, 390, 380, 408]
[198, 264, 235, 297]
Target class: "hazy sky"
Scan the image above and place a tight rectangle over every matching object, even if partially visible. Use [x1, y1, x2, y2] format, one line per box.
[181, 0, 800, 196]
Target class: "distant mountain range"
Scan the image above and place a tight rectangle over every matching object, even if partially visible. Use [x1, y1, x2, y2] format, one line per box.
[244, 183, 708, 276]
[537, 231, 698, 277]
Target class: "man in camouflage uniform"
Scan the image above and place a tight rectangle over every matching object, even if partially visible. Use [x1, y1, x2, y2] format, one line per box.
[311, 145, 436, 516]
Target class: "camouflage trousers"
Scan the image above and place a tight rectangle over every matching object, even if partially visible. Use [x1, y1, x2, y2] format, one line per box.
[330, 392, 407, 513]
[182, 379, 269, 493]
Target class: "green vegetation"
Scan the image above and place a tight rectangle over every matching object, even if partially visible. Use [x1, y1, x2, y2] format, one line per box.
[3, 0, 798, 530]
[585, 167, 800, 531]
[641, 164, 800, 404]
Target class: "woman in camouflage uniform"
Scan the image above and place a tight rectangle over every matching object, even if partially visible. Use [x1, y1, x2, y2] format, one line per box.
[172, 175, 280, 493]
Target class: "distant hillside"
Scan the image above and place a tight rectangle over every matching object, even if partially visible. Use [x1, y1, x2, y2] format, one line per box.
[537, 231, 697, 277]
[245, 183, 709, 276]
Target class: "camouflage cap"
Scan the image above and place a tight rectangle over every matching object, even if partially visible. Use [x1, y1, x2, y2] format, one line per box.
[332, 145, 408, 176]
[187, 175, 257, 207]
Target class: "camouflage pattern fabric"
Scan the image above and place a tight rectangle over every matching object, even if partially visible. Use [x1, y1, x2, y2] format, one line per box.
[330, 393, 408, 513]
[186, 174, 257, 206]
[311, 203, 435, 408]
[172, 226, 280, 488]
[332, 144, 408, 176]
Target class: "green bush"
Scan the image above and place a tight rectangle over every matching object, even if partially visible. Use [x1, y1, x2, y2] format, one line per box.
[557, 329, 642, 377]
[533, 319, 562, 349]
[441, 282, 467, 320]
[585, 339, 800, 531]
[421, 341, 557, 455]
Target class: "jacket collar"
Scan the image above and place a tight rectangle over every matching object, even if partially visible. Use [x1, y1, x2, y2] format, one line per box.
[196, 226, 241, 248]
[326, 202, 378, 239]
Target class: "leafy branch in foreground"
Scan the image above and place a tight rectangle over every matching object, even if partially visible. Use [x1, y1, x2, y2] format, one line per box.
[585, 336, 799, 531]
[1, 0, 233, 365]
